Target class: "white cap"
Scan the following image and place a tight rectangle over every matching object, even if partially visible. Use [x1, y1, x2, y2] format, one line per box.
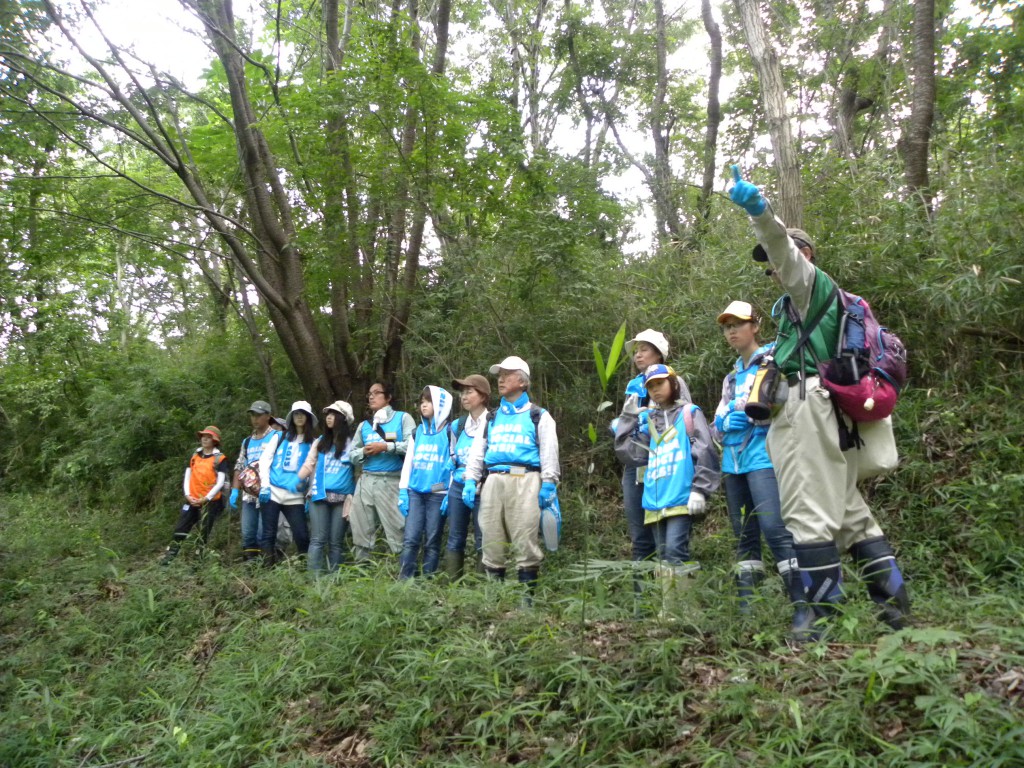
[717, 301, 755, 324]
[323, 400, 355, 424]
[286, 400, 319, 428]
[489, 355, 531, 376]
[625, 329, 669, 360]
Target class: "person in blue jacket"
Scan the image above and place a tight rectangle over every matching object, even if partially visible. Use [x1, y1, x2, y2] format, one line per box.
[298, 400, 356, 576]
[443, 374, 492, 580]
[349, 382, 416, 562]
[398, 386, 455, 579]
[615, 364, 719, 614]
[712, 300, 811, 631]
[258, 400, 318, 565]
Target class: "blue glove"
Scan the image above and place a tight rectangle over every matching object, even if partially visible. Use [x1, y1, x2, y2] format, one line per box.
[625, 376, 647, 398]
[258, 487, 271, 504]
[724, 411, 751, 432]
[462, 479, 477, 508]
[539, 481, 557, 510]
[730, 165, 766, 216]
[398, 489, 410, 517]
[440, 494, 449, 517]
[229, 488, 239, 509]
[288, 477, 304, 494]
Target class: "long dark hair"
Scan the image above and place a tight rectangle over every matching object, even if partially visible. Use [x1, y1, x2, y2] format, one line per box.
[322, 413, 352, 459]
[286, 411, 318, 444]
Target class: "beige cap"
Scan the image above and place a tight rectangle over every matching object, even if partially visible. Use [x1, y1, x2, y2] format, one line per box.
[452, 374, 491, 396]
[717, 300, 755, 324]
[625, 329, 669, 360]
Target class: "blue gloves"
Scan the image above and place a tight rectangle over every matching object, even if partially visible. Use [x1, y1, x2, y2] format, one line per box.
[539, 481, 557, 510]
[229, 488, 239, 509]
[730, 165, 766, 216]
[258, 487, 271, 504]
[724, 411, 751, 432]
[462, 479, 477, 508]
[625, 377, 647, 398]
[287, 477, 305, 494]
[398, 489, 410, 517]
[440, 494, 449, 517]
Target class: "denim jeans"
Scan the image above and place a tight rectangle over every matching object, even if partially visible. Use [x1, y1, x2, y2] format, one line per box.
[260, 500, 310, 555]
[622, 466, 656, 561]
[445, 480, 482, 555]
[308, 499, 348, 574]
[652, 514, 694, 565]
[240, 499, 263, 551]
[399, 491, 446, 579]
[724, 469, 796, 564]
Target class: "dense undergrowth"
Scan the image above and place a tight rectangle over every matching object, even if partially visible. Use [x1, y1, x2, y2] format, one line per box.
[2, 386, 1023, 767]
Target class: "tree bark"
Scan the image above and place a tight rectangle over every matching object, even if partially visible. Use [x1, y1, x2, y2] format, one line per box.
[697, 0, 723, 226]
[901, 0, 936, 214]
[733, 0, 804, 226]
[650, 0, 683, 243]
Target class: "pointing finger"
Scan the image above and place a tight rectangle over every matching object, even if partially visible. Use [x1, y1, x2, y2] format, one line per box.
[731, 164, 742, 183]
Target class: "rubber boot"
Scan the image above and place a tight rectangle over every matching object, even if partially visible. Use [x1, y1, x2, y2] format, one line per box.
[353, 545, 373, 564]
[735, 560, 766, 614]
[160, 544, 180, 566]
[242, 548, 261, 564]
[518, 568, 539, 608]
[849, 536, 911, 631]
[792, 542, 844, 642]
[778, 557, 814, 636]
[474, 556, 486, 575]
[260, 547, 277, 568]
[485, 566, 506, 582]
[657, 561, 700, 619]
[444, 550, 465, 583]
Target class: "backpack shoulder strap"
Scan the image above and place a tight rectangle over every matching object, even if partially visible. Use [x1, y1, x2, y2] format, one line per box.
[777, 283, 840, 367]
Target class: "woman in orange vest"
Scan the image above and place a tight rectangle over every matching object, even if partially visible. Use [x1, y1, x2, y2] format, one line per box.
[161, 426, 231, 565]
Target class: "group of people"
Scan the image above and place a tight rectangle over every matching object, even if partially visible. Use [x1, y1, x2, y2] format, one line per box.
[162, 356, 560, 599]
[162, 169, 912, 640]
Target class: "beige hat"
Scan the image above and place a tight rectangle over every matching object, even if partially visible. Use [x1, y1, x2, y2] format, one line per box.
[323, 400, 355, 424]
[452, 374, 491, 396]
[489, 356, 530, 376]
[285, 400, 318, 428]
[196, 425, 221, 443]
[625, 329, 669, 360]
[717, 300, 756, 324]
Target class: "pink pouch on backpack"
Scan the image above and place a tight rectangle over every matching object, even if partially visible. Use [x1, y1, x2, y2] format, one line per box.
[820, 369, 898, 422]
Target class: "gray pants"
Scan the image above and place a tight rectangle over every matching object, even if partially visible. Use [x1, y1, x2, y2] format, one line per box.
[349, 472, 404, 558]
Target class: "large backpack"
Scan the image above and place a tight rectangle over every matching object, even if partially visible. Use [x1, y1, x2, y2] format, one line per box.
[791, 284, 908, 422]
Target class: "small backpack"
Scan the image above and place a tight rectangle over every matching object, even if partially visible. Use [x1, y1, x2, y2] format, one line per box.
[237, 436, 262, 497]
[792, 284, 908, 422]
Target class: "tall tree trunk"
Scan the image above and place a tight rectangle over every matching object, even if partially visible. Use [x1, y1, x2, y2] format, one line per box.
[650, 0, 683, 243]
[901, 0, 936, 215]
[733, 0, 804, 226]
[697, 0, 723, 227]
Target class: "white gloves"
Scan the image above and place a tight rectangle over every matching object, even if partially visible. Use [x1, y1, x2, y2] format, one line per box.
[687, 491, 706, 516]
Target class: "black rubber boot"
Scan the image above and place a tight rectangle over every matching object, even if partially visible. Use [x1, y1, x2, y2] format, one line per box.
[242, 548, 261, 564]
[792, 542, 845, 642]
[778, 558, 814, 636]
[518, 568, 539, 608]
[485, 567, 506, 582]
[160, 545, 180, 566]
[849, 536, 911, 630]
[735, 560, 765, 614]
[444, 550, 465, 583]
[261, 547, 277, 568]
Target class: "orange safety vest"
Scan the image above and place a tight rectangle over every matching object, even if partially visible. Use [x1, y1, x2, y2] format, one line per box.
[189, 450, 226, 501]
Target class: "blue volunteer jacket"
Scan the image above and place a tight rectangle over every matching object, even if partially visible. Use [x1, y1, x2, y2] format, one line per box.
[641, 404, 698, 516]
[485, 392, 542, 470]
[450, 417, 478, 485]
[360, 409, 408, 473]
[309, 437, 355, 501]
[712, 343, 774, 475]
[401, 386, 455, 494]
[268, 435, 313, 491]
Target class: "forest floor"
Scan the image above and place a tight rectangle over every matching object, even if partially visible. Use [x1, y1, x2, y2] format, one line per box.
[1, 488, 1022, 768]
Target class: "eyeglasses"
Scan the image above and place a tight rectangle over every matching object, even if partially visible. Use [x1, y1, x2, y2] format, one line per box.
[368, 390, 386, 397]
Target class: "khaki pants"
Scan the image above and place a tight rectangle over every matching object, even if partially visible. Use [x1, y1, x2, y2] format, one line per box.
[479, 473, 544, 571]
[766, 377, 884, 550]
[350, 472, 404, 557]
